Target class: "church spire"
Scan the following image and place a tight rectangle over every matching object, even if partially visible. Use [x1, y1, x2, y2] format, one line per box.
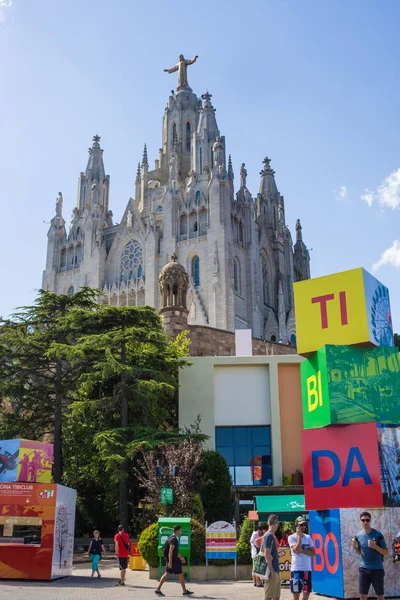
[142, 144, 148, 167]
[135, 162, 141, 184]
[259, 156, 278, 195]
[86, 134, 106, 182]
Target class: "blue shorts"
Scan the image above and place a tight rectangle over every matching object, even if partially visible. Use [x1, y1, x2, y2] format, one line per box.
[290, 571, 312, 594]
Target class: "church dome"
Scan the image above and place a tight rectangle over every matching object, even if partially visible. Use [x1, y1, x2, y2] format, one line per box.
[160, 254, 188, 278]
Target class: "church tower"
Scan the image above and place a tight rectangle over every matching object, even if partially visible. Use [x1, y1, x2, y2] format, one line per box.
[42, 56, 311, 343]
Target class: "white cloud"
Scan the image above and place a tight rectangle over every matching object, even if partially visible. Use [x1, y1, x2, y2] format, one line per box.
[335, 185, 347, 201]
[363, 168, 400, 210]
[372, 240, 400, 273]
[361, 188, 374, 207]
[0, 0, 12, 22]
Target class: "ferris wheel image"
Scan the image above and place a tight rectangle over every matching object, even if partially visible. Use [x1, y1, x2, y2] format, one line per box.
[378, 424, 400, 507]
[371, 285, 393, 346]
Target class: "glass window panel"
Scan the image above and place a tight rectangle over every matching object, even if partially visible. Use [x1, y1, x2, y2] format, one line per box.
[253, 447, 271, 462]
[235, 466, 253, 486]
[252, 426, 271, 446]
[234, 445, 253, 465]
[217, 446, 234, 465]
[234, 427, 251, 447]
[215, 427, 233, 446]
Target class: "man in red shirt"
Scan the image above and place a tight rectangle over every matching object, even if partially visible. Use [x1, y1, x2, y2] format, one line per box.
[114, 524, 130, 586]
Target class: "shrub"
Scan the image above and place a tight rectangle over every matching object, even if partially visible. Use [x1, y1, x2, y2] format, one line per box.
[138, 523, 159, 568]
[200, 451, 233, 523]
[190, 518, 206, 565]
[191, 493, 204, 522]
[236, 515, 254, 564]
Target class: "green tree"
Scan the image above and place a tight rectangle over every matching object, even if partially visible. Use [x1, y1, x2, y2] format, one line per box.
[394, 333, 400, 349]
[236, 515, 254, 564]
[54, 305, 190, 530]
[200, 450, 233, 524]
[0, 288, 99, 482]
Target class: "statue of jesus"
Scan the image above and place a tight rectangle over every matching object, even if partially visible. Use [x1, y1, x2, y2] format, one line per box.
[164, 54, 199, 90]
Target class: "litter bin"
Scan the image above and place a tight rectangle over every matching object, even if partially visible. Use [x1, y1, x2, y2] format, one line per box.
[157, 517, 191, 580]
[129, 542, 147, 571]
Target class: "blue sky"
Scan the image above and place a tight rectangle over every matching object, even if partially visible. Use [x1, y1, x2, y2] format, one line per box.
[1, 0, 400, 329]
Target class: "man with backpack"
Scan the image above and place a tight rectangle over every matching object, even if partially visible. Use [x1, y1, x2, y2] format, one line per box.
[114, 524, 130, 587]
[155, 525, 194, 596]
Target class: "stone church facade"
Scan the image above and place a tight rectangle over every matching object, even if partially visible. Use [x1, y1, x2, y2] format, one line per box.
[42, 58, 310, 343]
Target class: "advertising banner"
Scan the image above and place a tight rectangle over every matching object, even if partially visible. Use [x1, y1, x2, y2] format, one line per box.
[206, 521, 236, 560]
[278, 547, 291, 581]
[0, 440, 53, 484]
[51, 485, 76, 579]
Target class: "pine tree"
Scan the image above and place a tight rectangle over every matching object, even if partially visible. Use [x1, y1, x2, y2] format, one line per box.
[0, 288, 99, 483]
[53, 305, 190, 530]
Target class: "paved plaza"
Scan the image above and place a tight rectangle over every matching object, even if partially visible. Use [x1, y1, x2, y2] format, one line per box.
[0, 561, 334, 600]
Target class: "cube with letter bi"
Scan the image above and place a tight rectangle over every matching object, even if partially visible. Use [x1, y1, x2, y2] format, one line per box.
[294, 267, 393, 356]
[301, 345, 400, 429]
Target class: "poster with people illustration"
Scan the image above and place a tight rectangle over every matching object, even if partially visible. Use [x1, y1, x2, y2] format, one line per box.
[17, 440, 53, 483]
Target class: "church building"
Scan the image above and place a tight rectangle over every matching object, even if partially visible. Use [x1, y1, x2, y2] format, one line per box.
[42, 55, 310, 343]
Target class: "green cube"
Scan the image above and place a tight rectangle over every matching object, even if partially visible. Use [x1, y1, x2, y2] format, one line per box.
[301, 345, 400, 429]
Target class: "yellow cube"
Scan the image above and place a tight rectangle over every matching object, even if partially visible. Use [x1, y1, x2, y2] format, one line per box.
[294, 267, 393, 356]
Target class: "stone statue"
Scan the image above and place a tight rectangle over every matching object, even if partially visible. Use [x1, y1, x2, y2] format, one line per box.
[126, 208, 133, 228]
[240, 163, 247, 188]
[91, 181, 100, 205]
[213, 136, 224, 168]
[164, 54, 199, 90]
[55, 192, 63, 217]
[169, 152, 178, 183]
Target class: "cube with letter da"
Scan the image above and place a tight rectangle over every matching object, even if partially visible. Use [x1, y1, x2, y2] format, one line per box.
[301, 345, 400, 429]
[294, 267, 393, 356]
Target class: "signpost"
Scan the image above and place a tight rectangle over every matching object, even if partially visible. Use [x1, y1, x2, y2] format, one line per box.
[161, 488, 173, 505]
[205, 521, 237, 581]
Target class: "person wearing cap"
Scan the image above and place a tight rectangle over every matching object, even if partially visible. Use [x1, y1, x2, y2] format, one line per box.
[288, 517, 315, 600]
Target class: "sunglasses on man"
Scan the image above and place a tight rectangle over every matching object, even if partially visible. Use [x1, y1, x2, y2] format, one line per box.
[361, 518, 370, 522]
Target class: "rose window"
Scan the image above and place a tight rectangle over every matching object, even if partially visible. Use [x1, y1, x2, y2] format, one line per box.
[120, 240, 143, 281]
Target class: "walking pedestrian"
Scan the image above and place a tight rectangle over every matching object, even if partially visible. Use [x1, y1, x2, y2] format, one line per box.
[263, 514, 281, 600]
[250, 525, 265, 587]
[88, 530, 107, 578]
[352, 511, 388, 600]
[155, 525, 194, 596]
[288, 516, 315, 600]
[114, 524, 130, 587]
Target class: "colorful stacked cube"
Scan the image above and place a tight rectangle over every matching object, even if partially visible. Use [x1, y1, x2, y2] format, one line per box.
[294, 267, 400, 598]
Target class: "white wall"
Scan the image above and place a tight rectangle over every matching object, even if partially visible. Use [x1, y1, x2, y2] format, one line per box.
[214, 365, 270, 426]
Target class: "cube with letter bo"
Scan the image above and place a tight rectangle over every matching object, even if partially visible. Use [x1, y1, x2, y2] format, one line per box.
[301, 345, 400, 429]
[294, 267, 393, 356]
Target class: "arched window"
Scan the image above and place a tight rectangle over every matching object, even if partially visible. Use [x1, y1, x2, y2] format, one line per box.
[194, 221, 198, 233]
[199, 147, 203, 173]
[195, 191, 201, 205]
[239, 222, 244, 246]
[120, 239, 144, 282]
[76, 227, 80, 237]
[186, 122, 191, 152]
[156, 205, 163, 213]
[234, 258, 241, 294]
[192, 256, 200, 287]
[67, 286, 74, 295]
[172, 123, 177, 146]
[271, 335, 277, 342]
[262, 259, 269, 305]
